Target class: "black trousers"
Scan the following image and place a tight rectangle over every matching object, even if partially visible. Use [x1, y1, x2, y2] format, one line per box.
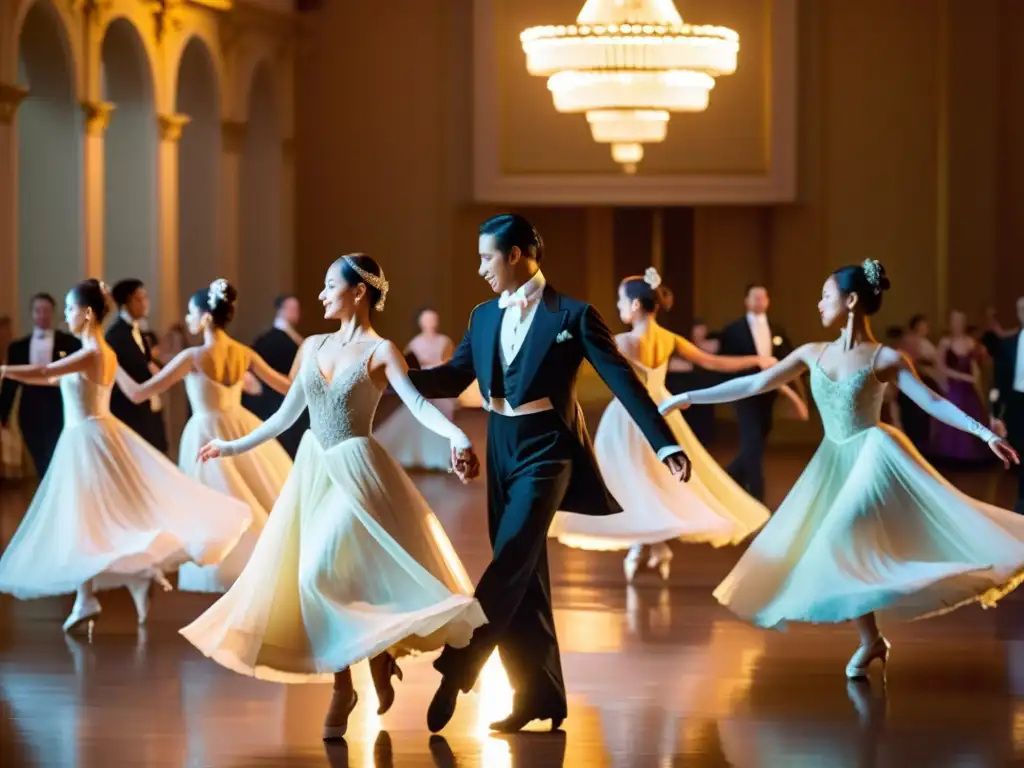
[19, 414, 62, 477]
[435, 410, 571, 715]
[727, 395, 775, 502]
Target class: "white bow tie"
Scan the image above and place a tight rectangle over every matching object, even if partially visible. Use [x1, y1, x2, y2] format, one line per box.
[499, 293, 529, 312]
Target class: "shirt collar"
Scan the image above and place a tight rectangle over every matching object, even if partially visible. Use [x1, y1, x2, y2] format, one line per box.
[33, 328, 53, 339]
[746, 311, 768, 325]
[511, 270, 546, 304]
[120, 309, 139, 329]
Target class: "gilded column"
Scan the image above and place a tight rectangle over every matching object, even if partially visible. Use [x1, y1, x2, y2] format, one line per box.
[280, 136, 296, 293]
[81, 100, 114, 281]
[0, 84, 29, 326]
[156, 113, 190, 330]
[218, 121, 246, 285]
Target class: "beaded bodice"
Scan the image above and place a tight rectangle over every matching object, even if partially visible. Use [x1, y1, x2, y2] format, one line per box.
[185, 373, 243, 416]
[61, 373, 112, 424]
[302, 339, 384, 449]
[810, 361, 886, 443]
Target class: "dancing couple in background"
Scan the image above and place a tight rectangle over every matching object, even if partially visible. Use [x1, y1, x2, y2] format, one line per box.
[0, 280, 252, 632]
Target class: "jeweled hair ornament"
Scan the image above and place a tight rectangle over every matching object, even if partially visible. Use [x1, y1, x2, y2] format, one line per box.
[343, 255, 389, 312]
[208, 278, 229, 310]
[643, 267, 662, 291]
[862, 259, 883, 294]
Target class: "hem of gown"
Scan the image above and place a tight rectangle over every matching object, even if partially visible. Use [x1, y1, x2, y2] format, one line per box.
[553, 529, 749, 551]
[0, 517, 251, 600]
[715, 562, 1024, 629]
[179, 595, 487, 684]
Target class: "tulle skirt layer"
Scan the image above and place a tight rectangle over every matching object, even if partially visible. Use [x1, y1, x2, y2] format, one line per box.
[550, 388, 770, 550]
[0, 415, 252, 599]
[715, 425, 1024, 628]
[176, 407, 293, 593]
[179, 432, 486, 682]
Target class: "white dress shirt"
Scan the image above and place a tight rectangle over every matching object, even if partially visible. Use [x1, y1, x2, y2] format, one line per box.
[746, 312, 773, 357]
[29, 328, 54, 367]
[496, 270, 682, 463]
[498, 270, 547, 368]
[1014, 330, 1024, 393]
[273, 317, 304, 347]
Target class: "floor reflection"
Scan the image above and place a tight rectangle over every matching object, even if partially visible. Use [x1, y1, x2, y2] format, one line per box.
[2, 432, 1024, 766]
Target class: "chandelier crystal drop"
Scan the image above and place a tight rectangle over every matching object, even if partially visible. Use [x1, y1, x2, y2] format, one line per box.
[520, 0, 739, 173]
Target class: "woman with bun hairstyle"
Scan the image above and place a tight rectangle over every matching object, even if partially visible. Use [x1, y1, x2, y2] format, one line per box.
[0, 280, 251, 633]
[659, 261, 1024, 678]
[549, 267, 776, 582]
[114, 279, 293, 593]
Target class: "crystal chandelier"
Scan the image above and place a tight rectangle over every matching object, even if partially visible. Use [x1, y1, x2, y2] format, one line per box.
[520, 0, 739, 173]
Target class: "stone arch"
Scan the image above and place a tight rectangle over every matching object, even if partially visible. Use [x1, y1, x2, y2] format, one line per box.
[175, 34, 221, 312]
[14, 0, 83, 329]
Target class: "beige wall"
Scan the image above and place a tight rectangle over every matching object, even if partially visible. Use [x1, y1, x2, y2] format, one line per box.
[295, 0, 1024, 349]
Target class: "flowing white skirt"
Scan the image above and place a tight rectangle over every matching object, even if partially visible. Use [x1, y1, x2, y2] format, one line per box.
[180, 432, 486, 682]
[716, 424, 1024, 628]
[0, 415, 252, 599]
[176, 406, 293, 593]
[374, 398, 456, 471]
[550, 389, 770, 550]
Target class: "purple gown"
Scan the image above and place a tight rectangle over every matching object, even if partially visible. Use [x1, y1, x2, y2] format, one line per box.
[931, 349, 989, 462]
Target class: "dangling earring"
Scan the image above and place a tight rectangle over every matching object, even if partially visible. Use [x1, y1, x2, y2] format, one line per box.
[844, 310, 854, 351]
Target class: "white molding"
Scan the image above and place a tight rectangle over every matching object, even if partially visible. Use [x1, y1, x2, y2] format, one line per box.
[472, 0, 798, 205]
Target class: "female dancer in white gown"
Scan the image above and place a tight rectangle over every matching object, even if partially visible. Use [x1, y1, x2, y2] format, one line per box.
[181, 254, 486, 740]
[114, 279, 293, 593]
[0, 280, 251, 633]
[659, 260, 1023, 679]
[374, 307, 459, 470]
[550, 268, 778, 581]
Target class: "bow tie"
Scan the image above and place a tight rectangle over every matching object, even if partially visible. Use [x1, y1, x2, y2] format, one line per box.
[34, 331, 50, 339]
[499, 293, 529, 312]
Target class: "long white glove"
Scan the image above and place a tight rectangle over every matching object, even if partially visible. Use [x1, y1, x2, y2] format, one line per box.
[895, 367, 999, 444]
[388, 363, 471, 453]
[659, 366, 1000, 446]
[659, 370, 771, 414]
[214, 375, 308, 458]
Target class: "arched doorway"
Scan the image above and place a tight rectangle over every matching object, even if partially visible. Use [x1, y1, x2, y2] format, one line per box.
[238, 61, 281, 342]
[101, 19, 158, 320]
[16, 0, 81, 330]
[175, 37, 220, 315]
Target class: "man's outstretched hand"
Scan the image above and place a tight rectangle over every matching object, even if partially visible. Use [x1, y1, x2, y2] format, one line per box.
[663, 451, 692, 483]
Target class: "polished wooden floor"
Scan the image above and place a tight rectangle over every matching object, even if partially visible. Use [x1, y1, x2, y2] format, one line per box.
[3, 411, 1024, 767]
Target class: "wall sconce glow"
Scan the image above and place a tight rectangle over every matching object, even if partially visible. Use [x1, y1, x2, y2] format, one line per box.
[520, 0, 739, 173]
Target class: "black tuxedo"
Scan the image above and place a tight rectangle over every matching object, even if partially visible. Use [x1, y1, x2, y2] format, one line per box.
[717, 315, 794, 501]
[241, 327, 308, 458]
[0, 330, 81, 475]
[984, 329, 1024, 513]
[106, 317, 167, 452]
[410, 284, 677, 715]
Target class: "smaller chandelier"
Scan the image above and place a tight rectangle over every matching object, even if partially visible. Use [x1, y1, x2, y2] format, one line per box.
[521, 0, 739, 173]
